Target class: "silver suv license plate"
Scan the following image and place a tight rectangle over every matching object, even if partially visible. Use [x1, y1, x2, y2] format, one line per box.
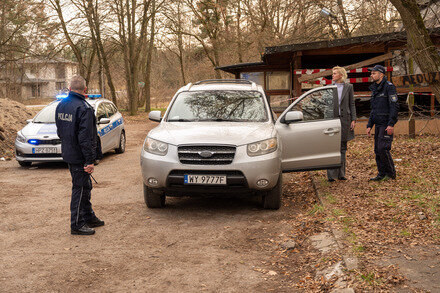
[184, 174, 227, 185]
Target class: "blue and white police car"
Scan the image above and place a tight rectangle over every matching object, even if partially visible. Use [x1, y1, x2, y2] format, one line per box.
[15, 94, 125, 167]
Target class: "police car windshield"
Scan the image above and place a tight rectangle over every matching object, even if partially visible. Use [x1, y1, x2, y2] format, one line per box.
[166, 90, 268, 122]
[33, 102, 58, 123]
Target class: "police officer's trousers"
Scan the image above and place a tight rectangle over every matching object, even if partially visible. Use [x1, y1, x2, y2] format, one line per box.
[374, 125, 396, 178]
[68, 163, 96, 230]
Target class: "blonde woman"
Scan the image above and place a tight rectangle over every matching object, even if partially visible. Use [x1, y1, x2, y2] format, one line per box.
[328, 66, 356, 182]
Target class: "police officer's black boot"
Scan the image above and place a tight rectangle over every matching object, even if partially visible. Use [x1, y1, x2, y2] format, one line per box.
[369, 175, 385, 181]
[86, 217, 105, 228]
[71, 224, 95, 235]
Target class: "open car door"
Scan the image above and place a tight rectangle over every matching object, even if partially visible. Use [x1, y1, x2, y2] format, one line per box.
[275, 86, 342, 172]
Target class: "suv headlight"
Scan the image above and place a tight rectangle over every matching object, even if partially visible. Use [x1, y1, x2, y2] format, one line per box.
[143, 137, 168, 156]
[16, 132, 26, 143]
[247, 138, 277, 157]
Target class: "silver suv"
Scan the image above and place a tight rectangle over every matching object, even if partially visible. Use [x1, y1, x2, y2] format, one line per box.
[140, 80, 341, 209]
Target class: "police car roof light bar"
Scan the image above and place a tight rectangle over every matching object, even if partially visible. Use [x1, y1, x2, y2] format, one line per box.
[56, 94, 68, 100]
[87, 94, 102, 99]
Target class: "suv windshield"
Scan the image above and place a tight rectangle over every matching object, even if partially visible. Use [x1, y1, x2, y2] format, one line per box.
[166, 90, 268, 122]
[33, 102, 59, 123]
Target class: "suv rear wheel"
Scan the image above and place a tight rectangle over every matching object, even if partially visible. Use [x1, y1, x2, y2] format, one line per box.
[143, 184, 165, 208]
[262, 173, 282, 210]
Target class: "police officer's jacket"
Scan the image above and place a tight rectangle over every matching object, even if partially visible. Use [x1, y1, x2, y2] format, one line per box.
[367, 76, 399, 128]
[55, 91, 102, 165]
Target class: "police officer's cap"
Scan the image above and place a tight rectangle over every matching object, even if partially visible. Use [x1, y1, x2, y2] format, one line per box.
[368, 65, 386, 74]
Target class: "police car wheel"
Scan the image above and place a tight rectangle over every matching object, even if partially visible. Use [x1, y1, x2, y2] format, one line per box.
[262, 173, 282, 210]
[115, 131, 126, 154]
[18, 161, 32, 167]
[143, 184, 165, 208]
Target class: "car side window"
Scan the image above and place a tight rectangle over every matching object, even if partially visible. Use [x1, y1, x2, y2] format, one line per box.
[110, 103, 118, 114]
[96, 103, 108, 120]
[291, 88, 334, 121]
[104, 102, 116, 117]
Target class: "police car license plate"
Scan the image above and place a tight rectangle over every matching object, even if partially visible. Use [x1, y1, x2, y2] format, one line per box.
[32, 147, 57, 154]
[184, 174, 227, 185]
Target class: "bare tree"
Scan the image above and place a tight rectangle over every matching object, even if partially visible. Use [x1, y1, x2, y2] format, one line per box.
[111, 0, 155, 115]
[140, 0, 159, 112]
[182, 0, 228, 78]
[70, 0, 118, 105]
[48, 0, 95, 85]
[1, 0, 58, 99]
[163, 0, 188, 85]
[390, 0, 440, 103]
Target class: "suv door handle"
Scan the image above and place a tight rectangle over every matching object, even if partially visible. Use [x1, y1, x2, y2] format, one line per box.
[323, 128, 340, 134]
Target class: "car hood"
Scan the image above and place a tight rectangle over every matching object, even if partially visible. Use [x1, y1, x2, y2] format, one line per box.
[148, 122, 276, 146]
[20, 123, 59, 139]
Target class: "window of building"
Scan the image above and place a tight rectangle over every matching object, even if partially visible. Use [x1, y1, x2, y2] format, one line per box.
[240, 72, 264, 85]
[266, 71, 289, 90]
[31, 85, 41, 97]
[55, 64, 66, 79]
[56, 82, 66, 90]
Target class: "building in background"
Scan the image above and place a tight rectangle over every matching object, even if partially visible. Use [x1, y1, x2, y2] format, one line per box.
[0, 57, 77, 101]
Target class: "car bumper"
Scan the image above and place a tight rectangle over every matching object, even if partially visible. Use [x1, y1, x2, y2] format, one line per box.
[15, 141, 63, 162]
[140, 144, 281, 193]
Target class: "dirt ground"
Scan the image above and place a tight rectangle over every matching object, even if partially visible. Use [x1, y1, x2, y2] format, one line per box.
[0, 117, 326, 292]
[312, 134, 440, 292]
[3, 111, 439, 292]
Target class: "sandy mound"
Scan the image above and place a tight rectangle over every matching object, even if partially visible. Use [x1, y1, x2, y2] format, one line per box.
[0, 98, 36, 159]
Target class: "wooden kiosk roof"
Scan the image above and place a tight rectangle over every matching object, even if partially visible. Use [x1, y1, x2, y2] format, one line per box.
[217, 27, 440, 74]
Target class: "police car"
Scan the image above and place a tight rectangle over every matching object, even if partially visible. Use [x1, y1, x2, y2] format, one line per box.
[15, 94, 125, 167]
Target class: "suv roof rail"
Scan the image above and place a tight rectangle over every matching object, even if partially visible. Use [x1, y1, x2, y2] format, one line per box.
[182, 82, 193, 91]
[193, 79, 255, 86]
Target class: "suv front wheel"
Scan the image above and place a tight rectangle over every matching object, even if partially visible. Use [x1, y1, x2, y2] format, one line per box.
[262, 173, 282, 210]
[143, 184, 165, 208]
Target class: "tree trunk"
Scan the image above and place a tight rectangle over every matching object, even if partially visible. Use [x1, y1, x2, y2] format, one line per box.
[236, 1, 243, 63]
[390, 0, 440, 103]
[336, 0, 351, 38]
[50, 0, 87, 79]
[144, 0, 156, 113]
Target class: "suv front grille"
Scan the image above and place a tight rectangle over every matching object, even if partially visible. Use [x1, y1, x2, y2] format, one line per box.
[178, 145, 236, 165]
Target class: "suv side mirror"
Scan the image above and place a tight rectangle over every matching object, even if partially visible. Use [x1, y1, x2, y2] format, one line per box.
[284, 111, 303, 124]
[98, 118, 111, 124]
[149, 111, 162, 122]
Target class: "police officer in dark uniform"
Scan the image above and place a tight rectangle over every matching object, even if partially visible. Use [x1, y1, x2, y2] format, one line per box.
[367, 65, 399, 181]
[56, 75, 104, 235]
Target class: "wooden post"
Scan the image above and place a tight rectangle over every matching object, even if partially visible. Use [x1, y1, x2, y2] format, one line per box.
[293, 52, 302, 100]
[431, 94, 435, 117]
[385, 47, 392, 81]
[408, 58, 415, 138]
